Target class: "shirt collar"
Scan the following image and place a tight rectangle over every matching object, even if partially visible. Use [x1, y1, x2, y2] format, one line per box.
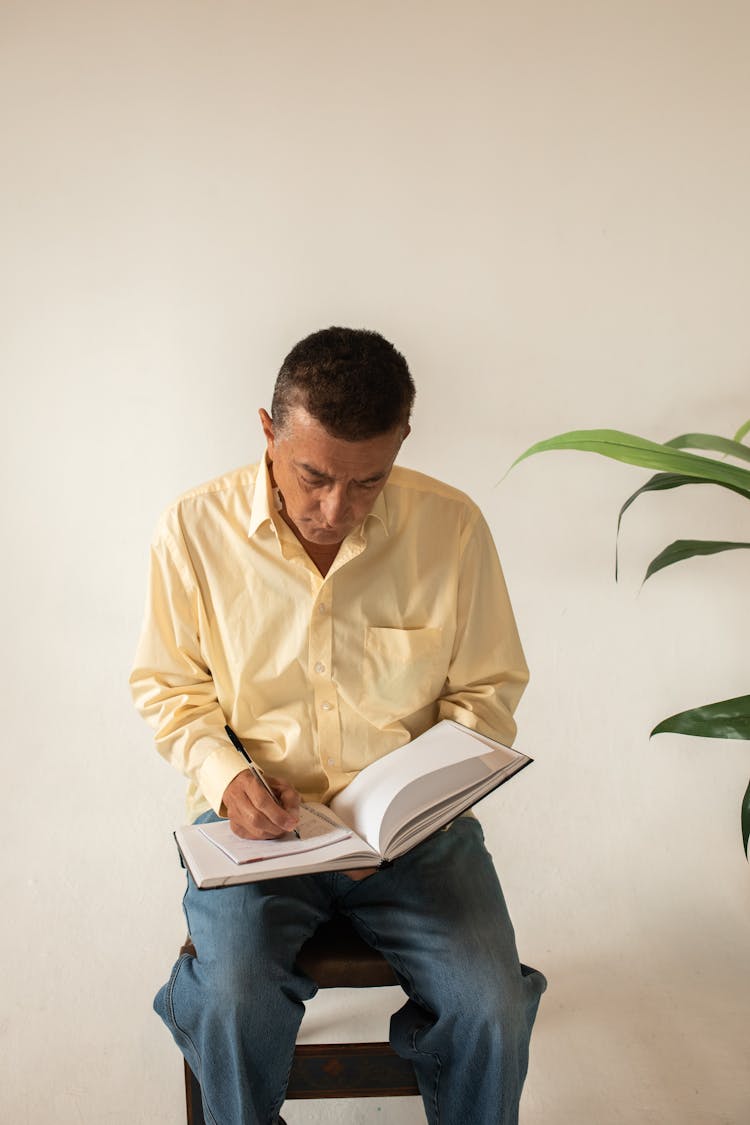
[247, 458, 277, 539]
[365, 488, 388, 535]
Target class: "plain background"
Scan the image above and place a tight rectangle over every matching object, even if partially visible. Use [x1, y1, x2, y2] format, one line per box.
[2, 2, 749, 1123]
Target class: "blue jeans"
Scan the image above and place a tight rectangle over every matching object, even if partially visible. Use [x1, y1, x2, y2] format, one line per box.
[155, 814, 546, 1125]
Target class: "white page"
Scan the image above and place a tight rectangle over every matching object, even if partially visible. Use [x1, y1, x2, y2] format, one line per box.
[175, 822, 379, 888]
[378, 754, 495, 853]
[330, 720, 520, 852]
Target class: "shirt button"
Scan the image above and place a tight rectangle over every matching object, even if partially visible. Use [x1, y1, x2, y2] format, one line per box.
[327, 757, 335, 766]
[318, 603, 327, 614]
[314, 661, 326, 674]
[321, 701, 333, 712]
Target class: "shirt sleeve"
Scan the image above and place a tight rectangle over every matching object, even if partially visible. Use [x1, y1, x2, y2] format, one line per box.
[437, 510, 529, 746]
[129, 514, 247, 814]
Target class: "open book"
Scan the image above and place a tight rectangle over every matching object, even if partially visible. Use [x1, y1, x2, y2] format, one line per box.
[175, 719, 532, 888]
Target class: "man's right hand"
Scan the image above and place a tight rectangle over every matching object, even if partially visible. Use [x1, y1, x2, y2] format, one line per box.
[222, 770, 301, 839]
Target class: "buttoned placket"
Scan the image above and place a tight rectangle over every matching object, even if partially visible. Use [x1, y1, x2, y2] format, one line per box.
[307, 534, 368, 787]
[270, 511, 370, 790]
[308, 570, 340, 780]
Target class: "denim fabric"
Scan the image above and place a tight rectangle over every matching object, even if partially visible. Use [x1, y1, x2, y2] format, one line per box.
[155, 814, 546, 1125]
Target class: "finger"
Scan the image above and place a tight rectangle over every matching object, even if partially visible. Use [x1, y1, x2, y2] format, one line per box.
[233, 773, 299, 837]
[265, 775, 301, 816]
[252, 777, 300, 832]
[228, 796, 289, 839]
[230, 815, 287, 840]
[224, 773, 293, 839]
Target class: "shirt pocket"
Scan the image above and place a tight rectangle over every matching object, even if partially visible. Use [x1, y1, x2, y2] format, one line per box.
[360, 626, 444, 724]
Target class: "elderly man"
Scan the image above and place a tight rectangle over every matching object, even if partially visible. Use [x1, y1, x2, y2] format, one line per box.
[131, 326, 545, 1125]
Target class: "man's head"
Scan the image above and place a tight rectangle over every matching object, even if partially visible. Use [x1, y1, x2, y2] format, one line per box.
[271, 326, 415, 441]
[260, 327, 414, 547]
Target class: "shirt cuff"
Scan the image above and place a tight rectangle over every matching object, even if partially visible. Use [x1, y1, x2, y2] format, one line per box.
[197, 744, 250, 815]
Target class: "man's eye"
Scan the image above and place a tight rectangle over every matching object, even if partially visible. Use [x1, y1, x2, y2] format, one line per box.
[302, 477, 322, 487]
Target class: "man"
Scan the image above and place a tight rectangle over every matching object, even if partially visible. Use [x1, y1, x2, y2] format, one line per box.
[130, 327, 545, 1125]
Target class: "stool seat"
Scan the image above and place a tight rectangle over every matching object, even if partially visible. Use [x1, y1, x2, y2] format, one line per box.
[184, 913, 419, 1122]
[295, 915, 401, 988]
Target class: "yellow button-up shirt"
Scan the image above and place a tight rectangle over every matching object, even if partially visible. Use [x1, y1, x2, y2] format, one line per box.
[130, 459, 529, 823]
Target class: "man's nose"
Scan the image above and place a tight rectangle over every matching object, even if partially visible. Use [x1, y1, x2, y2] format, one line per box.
[321, 486, 351, 524]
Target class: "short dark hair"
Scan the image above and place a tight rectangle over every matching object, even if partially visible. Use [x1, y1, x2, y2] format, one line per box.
[272, 327, 415, 441]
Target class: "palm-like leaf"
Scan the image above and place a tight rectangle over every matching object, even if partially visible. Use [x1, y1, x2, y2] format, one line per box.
[664, 433, 750, 464]
[651, 695, 750, 740]
[615, 473, 750, 578]
[643, 540, 750, 582]
[511, 429, 750, 491]
[651, 697, 750, 858]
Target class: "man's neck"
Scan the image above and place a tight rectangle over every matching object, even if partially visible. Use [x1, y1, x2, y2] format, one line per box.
[299, 538, 341, 577]
[279, 512, 341, 576]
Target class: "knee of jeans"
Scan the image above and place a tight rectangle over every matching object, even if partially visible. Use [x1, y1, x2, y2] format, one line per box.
[451, 993, 529, 1065]
[439, 963, 535, 1040]
[199, 934, 313, 1014]
[180, 935, 261, 1001]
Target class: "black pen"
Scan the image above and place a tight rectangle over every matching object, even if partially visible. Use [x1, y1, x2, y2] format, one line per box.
[224, 724, 300, 839]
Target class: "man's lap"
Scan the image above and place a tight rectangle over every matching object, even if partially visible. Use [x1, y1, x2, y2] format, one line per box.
[181, 813, 524, 1008]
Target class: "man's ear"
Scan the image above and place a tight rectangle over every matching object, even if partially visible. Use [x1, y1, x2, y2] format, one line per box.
[259, 408, 275, 456]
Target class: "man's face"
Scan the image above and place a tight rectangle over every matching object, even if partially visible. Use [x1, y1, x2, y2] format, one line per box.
[259, 406, 408, 546]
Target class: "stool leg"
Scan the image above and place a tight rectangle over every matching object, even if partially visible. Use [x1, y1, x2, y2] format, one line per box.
[184, 1060, 206, 1125]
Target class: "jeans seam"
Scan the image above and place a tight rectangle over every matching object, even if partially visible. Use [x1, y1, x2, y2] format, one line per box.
[346, 910, 442, 1122]
[269, 912, 331, 1122]
[271, 1037, 299, 1124]
[164, 954, 220, 1125]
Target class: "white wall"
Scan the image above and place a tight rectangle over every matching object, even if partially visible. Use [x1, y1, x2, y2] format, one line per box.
[3, 2, 749, 1122]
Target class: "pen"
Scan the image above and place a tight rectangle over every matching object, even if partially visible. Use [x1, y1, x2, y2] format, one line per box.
[224, 724, 300, 839]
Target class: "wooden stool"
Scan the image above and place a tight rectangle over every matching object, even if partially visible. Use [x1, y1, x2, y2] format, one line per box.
[184, 915, 419, 1123]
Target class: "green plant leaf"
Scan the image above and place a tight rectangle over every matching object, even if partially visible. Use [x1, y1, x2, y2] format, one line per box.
[614, 472, 750, 578]
[511, 429, 750, 492]
[651, 695, 750, 740]
[643, 539, 750, 582]
[665, 433, 750, 464]
[617, 473, 750, 533]
[652, 697, 750, 856]
[733, 419, 750, 444]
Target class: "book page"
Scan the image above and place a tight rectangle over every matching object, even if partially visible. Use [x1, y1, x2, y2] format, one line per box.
[198, 804, 352, 865]
[175, 823, 380, 888]
[380, 752, 524, 855]
[378, 754, 494, 851]
[329, 720, 525, 853]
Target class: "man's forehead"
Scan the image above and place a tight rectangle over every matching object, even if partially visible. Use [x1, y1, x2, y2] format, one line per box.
[278, 409, 402, 478]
